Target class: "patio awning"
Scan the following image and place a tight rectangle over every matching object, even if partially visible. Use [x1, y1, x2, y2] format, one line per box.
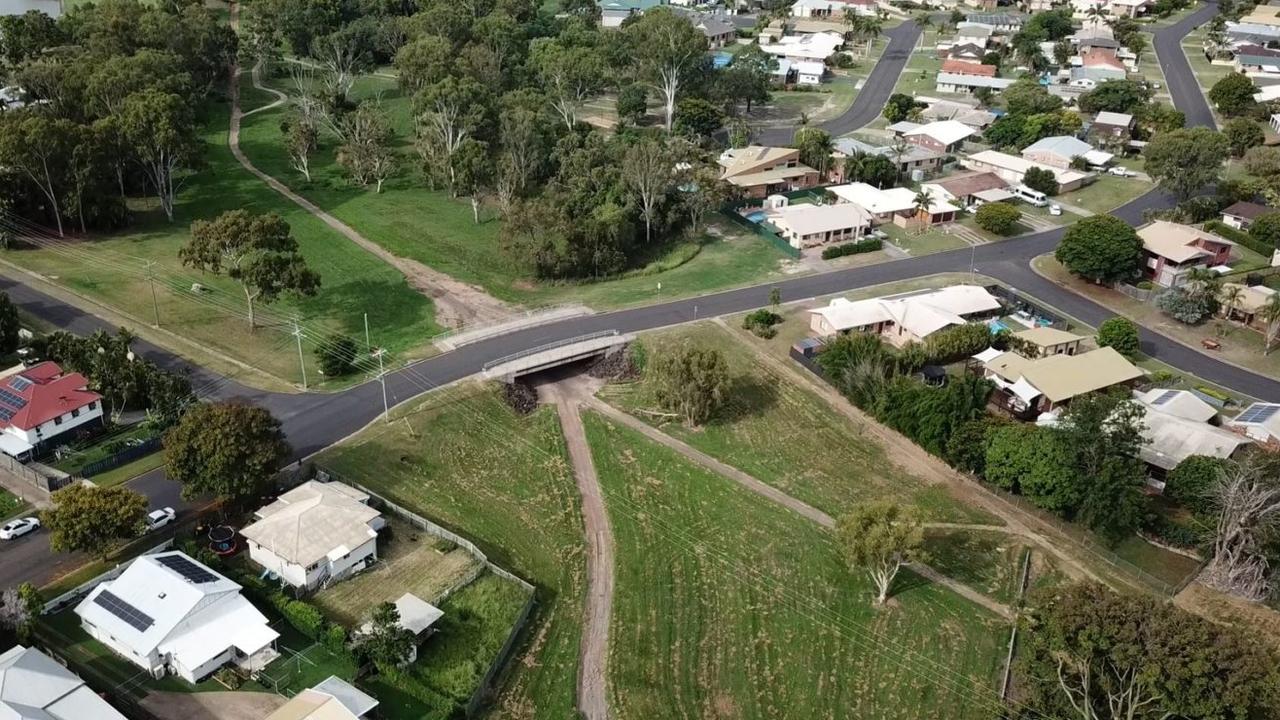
[972, 347, 1004, 363]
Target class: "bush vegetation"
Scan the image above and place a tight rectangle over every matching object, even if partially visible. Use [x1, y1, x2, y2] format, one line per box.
[820, 237, 882, 259]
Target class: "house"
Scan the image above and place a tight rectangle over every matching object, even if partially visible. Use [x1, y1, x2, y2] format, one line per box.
[1227, 21, 1280, 46]
[924, 171, 1012, 206]
[677, 10, 737, 48]
[718, 146, 820, 198]
[1219, 282, 1280, 329]
[241, 480, 385, 591]
[941, 60, 998, 77]
[942, 42, 987, 63]
[759, 31, 845, 62]
[920, 98, 997, 128]
[832, 137, 946, 179]
[904, 120, 976, 153]
[0, 646, 127, 720]
[1137, 221, 1235, 287]
[1135, 388, 1252, 478]
[0, 361, 104, 461]
[828, 182, 961, 226]
[1229, 402, 1280, 446]
[265, 676, 380, 720]
[1075, 49, 1128, 81]
[1089, 111, 1135, 141]
[597, 0, 666, 27]
[75, 551, 279, 683]
[956, 24, 994, 44]
[1071, 0, 1149, 18]
[961, 150, 1091, 192]
[808, 284, 1003, 345]
[965, 12, 1025, 32]
[794, 60, 826, 85]
[1010, 326, 1086, 357]
[1221, 201, 1273, 230]
[935, 72, 1015, 94]
[790, 0, 878, 18]
[766, 201, 874, 249]
[359, 593, 444, 663]
[1236, 53, 1280, 74]
[974, 346, 1145, 415]
[1020, 136, 1113, 169]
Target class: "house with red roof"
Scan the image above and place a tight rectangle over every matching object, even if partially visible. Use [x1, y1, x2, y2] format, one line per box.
[940, 60, 997, 77]
[0, 361, 103, 459]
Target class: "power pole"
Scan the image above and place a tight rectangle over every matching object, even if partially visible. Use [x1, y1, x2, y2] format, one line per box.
[363, 312, 371, 353]
[373, 347, 389, 422]
[144, 260, 160, 328]
[292, 320, 308, 390]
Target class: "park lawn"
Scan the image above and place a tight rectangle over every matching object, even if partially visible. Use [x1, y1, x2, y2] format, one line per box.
[601, 323, 999, 523]
[314, 383, 583, 720]
[3, 101, 439, 389]
[923, 529, 1032, 606]
[583, 410, 1010, 720]
[313, 520, 482, 626]
[1061, 176, 1156, 215]
[241, 73, 793, 311]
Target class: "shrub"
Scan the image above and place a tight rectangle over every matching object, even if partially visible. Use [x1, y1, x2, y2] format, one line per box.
[924, 322, 992, 364]
[820, 237, 882, 259]
[742, 309, 783, 338]
[323, 623, 348, 655]
[1140, 512, 1202, 549]
[282, 599, 327, 640]
[1204, 219, 1273, 256]
[974, 202, 1021, 235]
[1165, 455, 1226, 516]
[1248, 211, 1280, 248]
[1157, 287, 1216, 324]
[214, 667, 244, 690]
[1023, 167, 1059, 196]
[1177, 196, 1224, 222]
[1096, 317, 1140, 359]
[316, 334, 359, 377]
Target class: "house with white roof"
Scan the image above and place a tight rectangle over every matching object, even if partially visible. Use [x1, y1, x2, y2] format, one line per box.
[241, 480, 385, 591]
[265, 676, 379, 720]
[75, 551, 279, 683]
[1021, 136, 1113, 169]
[790, 0, 877, 18]
[828, 182, 960, 227]
[766, 201, 873, 249]
[935, 72, 1016, 94]
[1229, 402, 1280, 446]
[808, 285, 1003, 345]
[1137, 221, 1234, 287]
[961, 150, 1091, 192]
[793, 60, 826, 85]
[903, 120, 977, 153]
[1134, 388, 1251, 479]
[759, 31, 845, 62]
[0, 646, 127, 720]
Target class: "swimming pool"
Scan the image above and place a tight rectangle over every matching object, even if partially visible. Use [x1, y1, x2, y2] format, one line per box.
[988, 319, 1011, 334]
[746, 211, 768, 223]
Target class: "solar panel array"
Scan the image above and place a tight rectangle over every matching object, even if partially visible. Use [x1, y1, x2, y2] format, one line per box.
[93, 589, 154, 632]
[0, 387, 27, 423]
[8, 376, 32, 392]
[156, 554, 219, 584]
[1150, 389, 1180, 406]
[1237, 404, 1280, 424]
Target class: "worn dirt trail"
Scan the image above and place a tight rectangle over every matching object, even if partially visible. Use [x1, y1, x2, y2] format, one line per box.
[226, 2, 512, 330]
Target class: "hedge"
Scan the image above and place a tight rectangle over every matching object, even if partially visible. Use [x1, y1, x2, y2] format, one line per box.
[821, 237, 883, 259]
[1204, 219, 1274, 257]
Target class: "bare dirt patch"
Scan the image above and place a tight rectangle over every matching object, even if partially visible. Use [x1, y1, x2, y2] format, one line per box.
[142, 691, 286, 720]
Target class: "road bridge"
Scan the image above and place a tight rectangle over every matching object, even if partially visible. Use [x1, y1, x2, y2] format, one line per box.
[481, 330, 635, 381]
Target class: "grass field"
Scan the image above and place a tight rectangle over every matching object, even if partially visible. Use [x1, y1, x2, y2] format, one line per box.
[601, 324, 999, 524]
[583, 410, 1009, 720]
[2, 101, 439, 389]
[0, 488, 23, 520]
[1063, 176, 1156, 215]
[313, 520, 482, 626]
[90, 452, 166, 488]
[239, 73, 794, 311]
[315, 384, 582, 720]
[923, 530, 1033, 606]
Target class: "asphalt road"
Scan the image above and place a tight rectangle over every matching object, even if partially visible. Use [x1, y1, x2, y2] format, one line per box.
[0, 1, 1246, 589]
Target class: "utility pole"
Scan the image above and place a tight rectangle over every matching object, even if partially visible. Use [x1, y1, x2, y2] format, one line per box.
[144, 260, 160, 328]
[292, 320, 308, 390]
[363, 312, 371, 353]
[373, 347, 389, 422]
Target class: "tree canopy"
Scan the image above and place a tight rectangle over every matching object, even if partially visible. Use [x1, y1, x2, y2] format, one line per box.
[1208, 72, 1258, 116]
[837, 502, 924, 604]
[1055, 215, 1143, 284]
[43, 484, 147, 560]
[1144, 127, 1230, 201]
[1096, 316, 1140, 359]
[164, 401, 291, 503]
[649, 343, 729, 426]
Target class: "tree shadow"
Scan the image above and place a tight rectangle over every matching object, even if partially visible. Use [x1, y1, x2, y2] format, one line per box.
[711, 372, 780, 425]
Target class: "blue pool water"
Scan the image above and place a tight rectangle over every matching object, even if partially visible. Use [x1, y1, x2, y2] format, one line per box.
[746, 211, 768, 223]
[989, 319, 1011, 334]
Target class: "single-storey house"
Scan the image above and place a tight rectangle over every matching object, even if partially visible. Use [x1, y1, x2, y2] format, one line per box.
[961, 150, 1091, 192]
[0, 361, 104, 461]
[1, 0, 62, 17]
[790, 0, 877, 18]
[809, 284, 1003, 345]
[941, 60, 998, 78]
[794, 60, 826, 85]
[718, 146, 820, 199]
[1221, 200, 1273, 230]
[759, 31, 845, 62]
[1219, 282, 1280, 329]
[1010, 326, 1086, 358]
[1137, 221, 1235, 287]
[935, 72, 1015, 94]
[974, 346, 1145, 415]
[965, 12, 1025, 32]
[1136, 388, 1252, 479]
[956, 24, 994, 44]
[1227, 21, 1280, 46]
[828, 182, 960, 227]
[942, 42, 987, 63]
[1236, 54, 1280, 74]
[766, 202, 874, 249]
[1229, 402, 1280, 446]
[1089, 111, 1135, 141]
[598, 0, 664, 28]
[0, 646, 128, 720]
[920, 99, 997, 128]
[1020, 136, 1113, 170]
[923, 171, 1010, 206]
[241, 480, 385, 591]
[832, 137, 945, 180]
[75, 552, 279, 683]
[1073, 53, 1127, 82]
[266, 676, 380, 720]
[904, 120, 976, 153]
[678, 10, 737, 48]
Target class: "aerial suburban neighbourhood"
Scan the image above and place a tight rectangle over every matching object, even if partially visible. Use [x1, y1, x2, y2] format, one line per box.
[0, 0, 1278, 719]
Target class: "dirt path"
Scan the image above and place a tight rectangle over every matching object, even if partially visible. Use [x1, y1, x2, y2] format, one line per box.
[585, 397, 1014, 618]
[226, 2, 513, 330]
[542, 378, 614, 720]
[142, 691, 286, 720]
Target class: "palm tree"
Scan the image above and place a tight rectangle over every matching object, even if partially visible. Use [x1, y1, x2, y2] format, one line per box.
[912, 188, 935, 235]
[1261, 293, 1280, 355]
[914, 13, 932, 53]
[1184, 267, 1221, 301]
[1220, 284, 1245, 324]
[890, 138, 910, 183]
[862, 14, 883, 58]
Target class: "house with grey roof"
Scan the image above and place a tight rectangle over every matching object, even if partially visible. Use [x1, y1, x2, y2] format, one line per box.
[0, 646, 127, 720]
[1021, 136, 1113, 169]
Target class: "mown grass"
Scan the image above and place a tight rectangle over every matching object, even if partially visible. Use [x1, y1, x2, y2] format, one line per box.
[601, 323, 999, 523]
[238, 73, 793, 311]
[314, 384, 582, 720]
[583, 409, 1009, 720]
[0, 488, 23, 520]
[3, 101, 439, 388]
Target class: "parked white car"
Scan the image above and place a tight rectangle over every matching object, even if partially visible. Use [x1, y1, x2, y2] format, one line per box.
[146, 507, 176, 531]
[1108, 166, 1134, 177]
[0, 517, 40, 540]
[1048, 204, 1063, 216]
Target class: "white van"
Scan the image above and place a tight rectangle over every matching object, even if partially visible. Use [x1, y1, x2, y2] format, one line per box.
[1013, 185, 1049, 207]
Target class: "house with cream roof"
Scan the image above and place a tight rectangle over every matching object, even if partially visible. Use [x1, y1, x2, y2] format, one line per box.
[1137, 221, 1234, 287]
[808, 285, 1003, 345]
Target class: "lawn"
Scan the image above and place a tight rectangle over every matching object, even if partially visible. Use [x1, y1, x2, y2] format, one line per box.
[1061, 176, 1156, 215]
[583, 410, 1010, 720]
[1180, 27, 1234, 94]
[238, 73, 794, 312]
[90, 451, 166, 488]
[882, 223, 974, 255]
[600, 323, 999, 523]
[314, 383, 583, 720]
[923, 529, 1033, 606]
[313, 520, 483, 626]
[2, 100, 440, 389]
[0, 488, 23, 520]
[50, 423, 156, 475]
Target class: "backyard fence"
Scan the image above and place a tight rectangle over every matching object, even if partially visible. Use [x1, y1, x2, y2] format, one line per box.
[985, 285, 1072, 330]
[37, 632, 163, 720]
[1115, 283, 1158, 303]
[41, 539, 175, 615]
[0, 452, 72, 493]
[70, 436, 162, 479]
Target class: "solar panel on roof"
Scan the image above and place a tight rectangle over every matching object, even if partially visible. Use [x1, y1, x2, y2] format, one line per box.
[155, 554, 219, 584]
[0, 408, 14, 422]
[1237, 404, 1280, 424]
[93, 589, 154, 632]
[8, 376, 31, 392]
[1151, 389, 1180, 406]
[0, 389, 26, 410]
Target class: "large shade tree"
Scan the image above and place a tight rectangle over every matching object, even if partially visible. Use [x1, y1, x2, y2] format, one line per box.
[625, 9, 708, 133]
[1055, 215, 1143, 284]
[837, 502, 925, 604]
[164, 401, 291, 503]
